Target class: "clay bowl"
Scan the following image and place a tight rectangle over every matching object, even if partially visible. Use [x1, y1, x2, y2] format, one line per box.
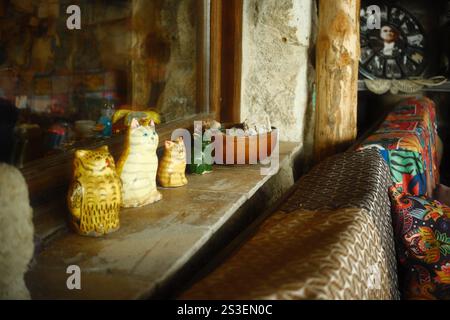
[213, 123, 278, 165]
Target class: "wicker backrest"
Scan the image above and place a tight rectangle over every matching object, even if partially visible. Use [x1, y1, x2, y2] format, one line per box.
[281, 149, 399, 299]
[181, 149, 400, 300]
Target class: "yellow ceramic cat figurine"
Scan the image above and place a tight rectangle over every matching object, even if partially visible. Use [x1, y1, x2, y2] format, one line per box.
[68, 146, 122, 237]
[117, 118, 162, 208]
[157, 137, 188, 188]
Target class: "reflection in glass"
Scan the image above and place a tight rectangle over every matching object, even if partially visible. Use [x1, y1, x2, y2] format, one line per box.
[0, 0, 205, 166]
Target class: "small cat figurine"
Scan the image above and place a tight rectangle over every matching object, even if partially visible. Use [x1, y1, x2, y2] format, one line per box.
[157, 137, 188, 188]
[68, 146, 122, 237]
[117, 118, 162, 208]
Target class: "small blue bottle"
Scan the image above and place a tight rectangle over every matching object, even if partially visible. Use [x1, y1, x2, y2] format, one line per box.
[97, 99, 115, 138]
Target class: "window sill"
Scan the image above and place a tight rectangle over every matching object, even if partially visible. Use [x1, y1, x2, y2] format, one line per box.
[25, 141, 302, 299]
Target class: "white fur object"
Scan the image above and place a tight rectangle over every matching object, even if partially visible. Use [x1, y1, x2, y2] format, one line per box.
[0, 163, 34, 299]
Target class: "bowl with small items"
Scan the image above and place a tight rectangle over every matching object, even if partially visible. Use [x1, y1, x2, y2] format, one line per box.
[209, 116, 278, 165]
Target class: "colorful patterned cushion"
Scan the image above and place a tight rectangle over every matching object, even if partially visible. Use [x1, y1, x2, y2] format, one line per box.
[359, 97, 439, 197]
[389, 186, 450, 299]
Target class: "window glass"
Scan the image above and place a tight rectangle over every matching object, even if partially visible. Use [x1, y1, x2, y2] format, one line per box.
[0, 0, 206, 166]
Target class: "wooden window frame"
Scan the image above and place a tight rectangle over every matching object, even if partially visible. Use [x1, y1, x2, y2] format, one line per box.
[210, 0, 243, 124]
[22, 0, 243, 205]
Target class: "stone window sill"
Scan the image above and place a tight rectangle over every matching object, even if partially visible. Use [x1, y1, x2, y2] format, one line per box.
[25, 141, 302, 299]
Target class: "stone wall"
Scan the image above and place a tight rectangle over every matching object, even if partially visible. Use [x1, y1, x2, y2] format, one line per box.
[240, 0, 315, 143]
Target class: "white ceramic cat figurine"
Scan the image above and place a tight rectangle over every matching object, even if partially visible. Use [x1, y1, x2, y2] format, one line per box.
[117, 118, 162, 208]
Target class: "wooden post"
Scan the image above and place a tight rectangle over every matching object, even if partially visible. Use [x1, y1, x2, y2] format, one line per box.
[210, 0, 223, 119]
[211, 0, 242, 123]
[197, 0, 208, 114]
[314, 0, 360, 162]
[222, 0, 242, 123]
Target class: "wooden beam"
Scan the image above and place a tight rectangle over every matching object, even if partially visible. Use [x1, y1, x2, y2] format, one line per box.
[314, 0, 360, 162]
[220, 0, 243, 123]
[210, 0, 223, 119]
[196, 0, 208, 114]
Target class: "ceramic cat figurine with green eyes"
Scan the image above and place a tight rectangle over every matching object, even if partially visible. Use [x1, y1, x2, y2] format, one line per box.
[68, 146, 122, 237]
[117, 118, 162, 208]
[157, 137, 188, 188]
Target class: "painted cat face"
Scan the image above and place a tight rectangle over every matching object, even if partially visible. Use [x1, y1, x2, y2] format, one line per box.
[165, 137, 186, 162]
[74, 146, 116, 175]
[129, 118, 158, 150]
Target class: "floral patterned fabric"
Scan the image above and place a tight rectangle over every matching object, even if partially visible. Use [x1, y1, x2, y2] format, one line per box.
[358, 97, 439, 197]
[390, 186, 450, 300]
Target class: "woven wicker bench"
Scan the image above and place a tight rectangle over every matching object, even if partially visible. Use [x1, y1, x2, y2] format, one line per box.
[180, 149, 400, 300]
